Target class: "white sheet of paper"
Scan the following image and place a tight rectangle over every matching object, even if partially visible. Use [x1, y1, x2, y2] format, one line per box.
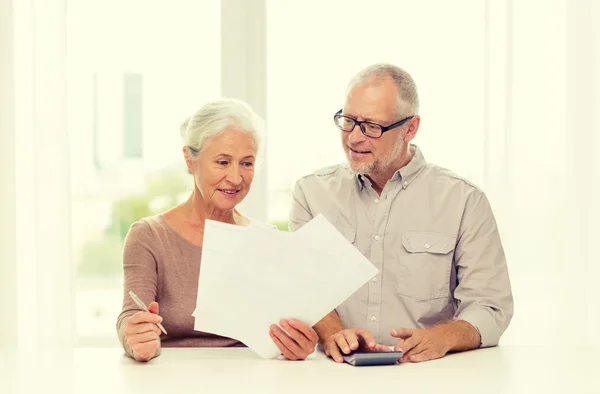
[193, 214, 378, 359]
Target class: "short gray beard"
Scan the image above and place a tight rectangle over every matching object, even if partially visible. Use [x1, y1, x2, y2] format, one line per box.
[347, 137, 405, 177]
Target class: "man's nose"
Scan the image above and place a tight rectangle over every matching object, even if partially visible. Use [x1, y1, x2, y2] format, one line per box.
[348, 124, 367, 145]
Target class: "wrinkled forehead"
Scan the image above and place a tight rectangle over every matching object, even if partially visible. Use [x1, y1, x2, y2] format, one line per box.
[203, 129, 258, 156]
[343, 80, 398, 123]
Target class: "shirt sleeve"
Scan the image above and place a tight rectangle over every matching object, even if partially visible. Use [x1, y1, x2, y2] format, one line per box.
[453, 190, 514, 347]
[288, 179, 314, 232]
[115, 220, 159, 356]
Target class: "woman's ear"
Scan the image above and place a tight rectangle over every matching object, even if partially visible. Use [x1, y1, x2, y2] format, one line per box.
[183, 146, 194, 174]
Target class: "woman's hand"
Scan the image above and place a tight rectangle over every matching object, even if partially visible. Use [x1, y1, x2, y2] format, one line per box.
[269, 319, 319, 361]
[124, 301, 163, 362]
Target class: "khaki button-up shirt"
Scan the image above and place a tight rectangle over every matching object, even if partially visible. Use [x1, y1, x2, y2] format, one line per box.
[289, 146, 513, 347]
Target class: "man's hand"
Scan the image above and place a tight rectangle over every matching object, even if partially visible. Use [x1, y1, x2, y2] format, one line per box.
[391, 326, 451, 363]
[324, 328, 391, 363]
[269, 319, 319, 361]
[391, 320, 480, 363]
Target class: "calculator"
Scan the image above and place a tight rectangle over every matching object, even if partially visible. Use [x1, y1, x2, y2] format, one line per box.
[343, 351, 404, 366]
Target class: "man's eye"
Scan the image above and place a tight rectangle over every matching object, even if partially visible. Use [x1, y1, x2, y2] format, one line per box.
[342, 118, 354, 127]
[364, 123, 380, 132]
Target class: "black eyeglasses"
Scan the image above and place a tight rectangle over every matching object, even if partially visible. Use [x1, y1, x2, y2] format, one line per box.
[333, 109, 414, 138]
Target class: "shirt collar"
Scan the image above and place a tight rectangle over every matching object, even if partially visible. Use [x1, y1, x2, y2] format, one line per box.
[355, 144, 427, 190]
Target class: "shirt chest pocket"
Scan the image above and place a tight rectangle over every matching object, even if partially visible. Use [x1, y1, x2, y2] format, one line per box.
[395, 232, 455, 301]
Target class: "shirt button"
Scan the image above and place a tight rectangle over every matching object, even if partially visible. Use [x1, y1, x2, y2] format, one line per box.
[424, 243, 430, 249]
[374, 235, 380, 241]
[403, 181, 408, 187]
[370, 316, 377, 322]
[372, 277, 378, 283]
[374, 198, 380, 204]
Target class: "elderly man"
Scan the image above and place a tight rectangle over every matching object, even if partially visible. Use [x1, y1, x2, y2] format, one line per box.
[290, 63, 513, 363]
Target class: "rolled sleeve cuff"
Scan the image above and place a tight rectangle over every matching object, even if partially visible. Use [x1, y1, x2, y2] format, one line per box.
[455, 308, 500, 348]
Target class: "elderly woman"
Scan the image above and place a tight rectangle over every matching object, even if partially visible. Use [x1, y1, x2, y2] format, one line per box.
[116, 99, 319, 362]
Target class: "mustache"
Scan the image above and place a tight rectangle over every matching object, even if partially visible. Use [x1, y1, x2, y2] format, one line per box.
[346, 136, 371, 152]
[346, 143, 371, 153]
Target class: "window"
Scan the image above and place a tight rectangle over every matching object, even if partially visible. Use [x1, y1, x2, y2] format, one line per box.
[67, 0, 221, 345]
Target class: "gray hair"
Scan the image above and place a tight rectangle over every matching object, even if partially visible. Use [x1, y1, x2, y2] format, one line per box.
[347, 63, 420, 118]
[180, 98, 264, 159]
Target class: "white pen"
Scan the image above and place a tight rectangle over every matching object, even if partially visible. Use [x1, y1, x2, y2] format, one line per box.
[128, 290, 168, 335]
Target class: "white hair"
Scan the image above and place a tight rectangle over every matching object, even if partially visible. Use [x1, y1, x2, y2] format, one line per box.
[180, 98, 264, 159]
[347, 63, 420, 118]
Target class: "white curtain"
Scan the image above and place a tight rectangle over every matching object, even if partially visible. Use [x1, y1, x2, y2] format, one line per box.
[562, 0, 600, 344]
[2, 0, 74, 350]
[0, 0, 19, 349]
[484, 0, 600, 345]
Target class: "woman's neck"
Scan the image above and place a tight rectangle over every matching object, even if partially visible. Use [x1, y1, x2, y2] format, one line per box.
[185, 190, 236, 225]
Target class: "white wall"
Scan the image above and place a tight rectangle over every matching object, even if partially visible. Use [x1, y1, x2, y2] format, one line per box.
[0, 0, 18, 348]
[564, 0, 600, 344]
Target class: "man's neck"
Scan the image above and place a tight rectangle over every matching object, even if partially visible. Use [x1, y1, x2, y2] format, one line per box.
[367, 146, 414, 195]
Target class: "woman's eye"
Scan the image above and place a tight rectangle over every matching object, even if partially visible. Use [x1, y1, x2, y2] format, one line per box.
[242, 162, 254, 168]
[217, 160, 228, 166]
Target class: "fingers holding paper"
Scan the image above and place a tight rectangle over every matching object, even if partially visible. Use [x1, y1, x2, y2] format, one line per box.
[269, 319, 319, 361]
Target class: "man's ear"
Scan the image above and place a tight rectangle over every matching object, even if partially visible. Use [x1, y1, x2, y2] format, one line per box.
[404, 116, 421, 143]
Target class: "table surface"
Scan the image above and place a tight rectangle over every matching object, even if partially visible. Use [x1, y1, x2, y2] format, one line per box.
[1, 346, 599, 394]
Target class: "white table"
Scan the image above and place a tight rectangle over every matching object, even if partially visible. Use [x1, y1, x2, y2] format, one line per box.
[1, 346, 599, 394]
